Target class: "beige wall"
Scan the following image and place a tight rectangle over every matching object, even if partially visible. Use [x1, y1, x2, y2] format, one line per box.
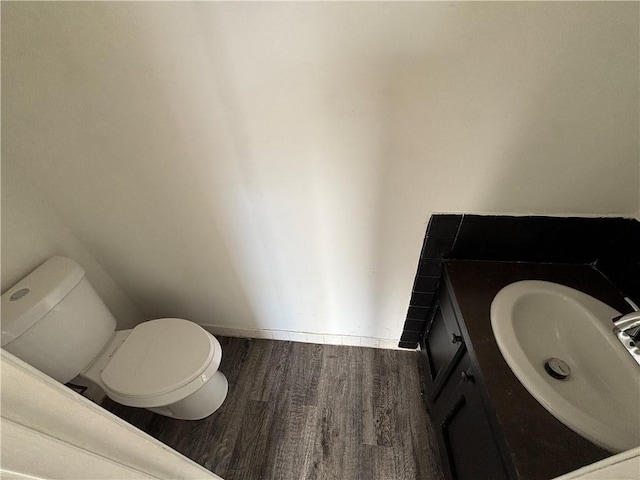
[1, 161, 143, 330]
[2, 2, 638, 341]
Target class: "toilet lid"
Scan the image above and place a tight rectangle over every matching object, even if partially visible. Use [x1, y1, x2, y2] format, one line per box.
[101, 318, 215, 399]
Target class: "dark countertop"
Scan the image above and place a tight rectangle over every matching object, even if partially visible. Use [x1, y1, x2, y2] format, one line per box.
[443, 260, 632, 480]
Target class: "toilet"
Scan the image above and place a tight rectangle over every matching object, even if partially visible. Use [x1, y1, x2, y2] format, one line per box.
[1, 256, 228, 420]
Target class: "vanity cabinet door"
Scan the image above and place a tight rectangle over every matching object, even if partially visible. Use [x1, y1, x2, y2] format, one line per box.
[431, 354, 508, 480]
[421, 284, 466, 403]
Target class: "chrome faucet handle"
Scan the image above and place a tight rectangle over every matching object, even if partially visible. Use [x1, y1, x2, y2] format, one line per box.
[613, 311, 640, 332]
[614, 296, 640, 334]
[613, 306, 640, 366]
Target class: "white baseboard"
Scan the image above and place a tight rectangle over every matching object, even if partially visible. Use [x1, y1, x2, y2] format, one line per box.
[199, 325, 411, 350]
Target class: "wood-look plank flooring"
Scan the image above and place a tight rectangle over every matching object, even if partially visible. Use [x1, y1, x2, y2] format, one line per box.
[102, 337, 443, 480]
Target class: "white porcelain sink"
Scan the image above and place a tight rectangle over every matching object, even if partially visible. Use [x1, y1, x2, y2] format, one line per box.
[491, 280, 640, 453]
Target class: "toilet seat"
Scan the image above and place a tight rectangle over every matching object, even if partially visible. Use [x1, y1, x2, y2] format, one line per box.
[101, 318, 222, 408]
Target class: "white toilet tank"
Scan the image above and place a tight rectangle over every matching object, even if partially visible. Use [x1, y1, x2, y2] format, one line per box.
[1, 257, 117, 383]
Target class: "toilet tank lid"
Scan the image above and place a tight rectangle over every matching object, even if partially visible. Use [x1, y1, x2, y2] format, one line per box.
[1, 257, 85, 347]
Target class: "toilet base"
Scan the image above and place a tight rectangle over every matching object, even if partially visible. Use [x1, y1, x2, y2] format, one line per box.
[147, 370, 229, 420]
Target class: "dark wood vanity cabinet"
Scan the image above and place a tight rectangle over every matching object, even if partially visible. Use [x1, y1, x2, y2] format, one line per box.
[421, 285, 466, 403]
[430, 354, 508, 480]
[420, 261, 619, 480]
[421, 282, 508, 480]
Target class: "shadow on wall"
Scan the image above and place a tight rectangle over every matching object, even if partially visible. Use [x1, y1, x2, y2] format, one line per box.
[0, 162, 144, 330]
[1, 3, 261, 330]
[183, 3, 397, 336]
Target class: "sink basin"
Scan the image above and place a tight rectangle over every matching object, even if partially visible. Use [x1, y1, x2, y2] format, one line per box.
[491, 280, 640, 453]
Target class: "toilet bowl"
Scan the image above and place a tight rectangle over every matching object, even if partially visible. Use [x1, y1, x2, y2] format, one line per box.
[82, 318, 228, 420]
[1, 257, 228, 420]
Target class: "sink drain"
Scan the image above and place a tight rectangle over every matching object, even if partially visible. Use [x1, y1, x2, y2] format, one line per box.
[544, 358, 571, 380]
